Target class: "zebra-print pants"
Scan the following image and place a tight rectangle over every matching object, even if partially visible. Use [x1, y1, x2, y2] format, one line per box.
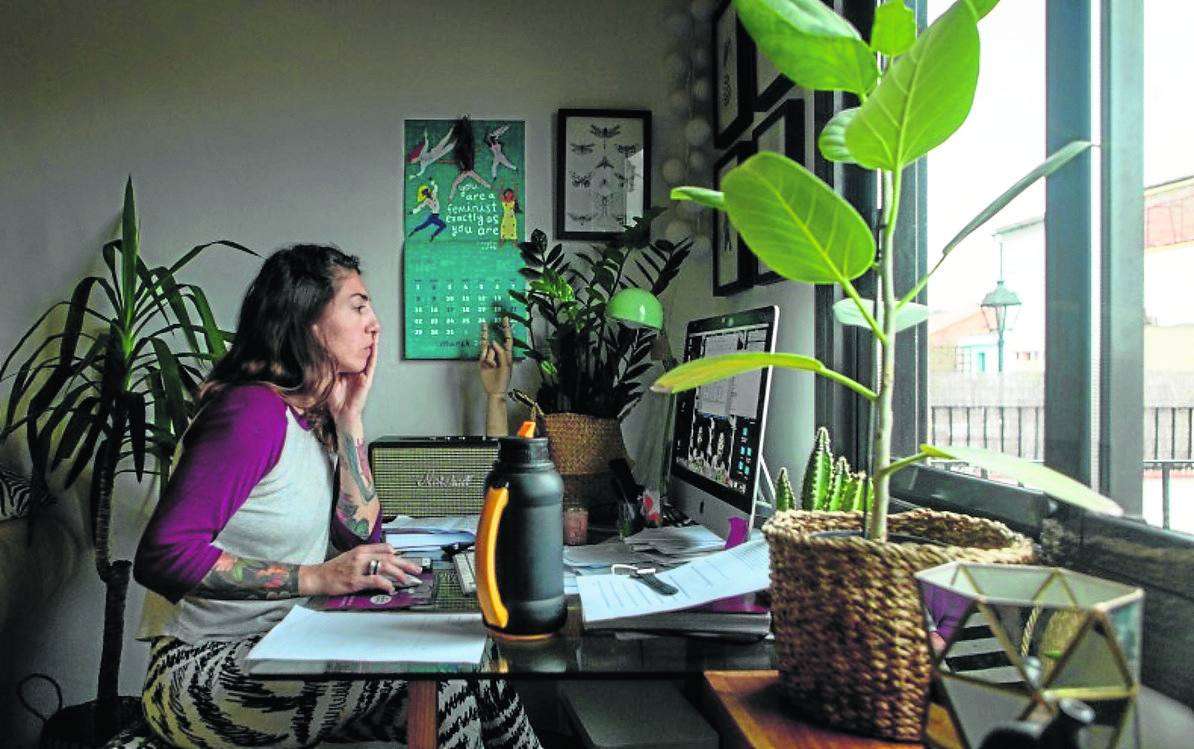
[113, 635, 542, 748]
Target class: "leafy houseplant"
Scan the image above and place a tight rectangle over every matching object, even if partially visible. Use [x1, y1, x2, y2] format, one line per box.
[509, 209, 690, 421]
[0, 178, 253, 745]
[653, 0, 1123, 739]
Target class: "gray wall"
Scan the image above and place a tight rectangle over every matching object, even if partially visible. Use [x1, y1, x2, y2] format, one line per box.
[0, 1, 814, 744]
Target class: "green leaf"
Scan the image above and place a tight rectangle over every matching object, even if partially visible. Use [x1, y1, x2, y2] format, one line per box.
[921, 444, 1123, 517]
[818, 108, 859, 165]
[652, 351, 877, 402]
[871, 1, 916, 56]
[902, 140, 1092, 307]
[51, 394, 99, 470]
[670, 186, 725, 211]
[966, 0, 999, 19]
[185, 286, 226, 357]
[833, 298, 929, 333]
[845, 0, 979, 171]
[121, 177, 139, 324]
[722, 152, 875, 284]
[126, 391, 147, 480]
[734, 0, 879, 96]
[151, 338, 188, 437]
[166, 239, 257, 277]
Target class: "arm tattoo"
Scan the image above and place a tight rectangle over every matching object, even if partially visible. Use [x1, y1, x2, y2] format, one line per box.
[191, 551, 300, 600]
[335, 433, 378, 540]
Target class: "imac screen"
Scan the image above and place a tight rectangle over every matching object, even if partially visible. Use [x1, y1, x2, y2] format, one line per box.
[670, 305, 777, 522]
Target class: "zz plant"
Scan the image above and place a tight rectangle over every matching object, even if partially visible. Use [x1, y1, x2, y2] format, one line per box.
[509, 209, 690, 420]
[0, 177, 253, 743]
[654, 0, 1121, 541]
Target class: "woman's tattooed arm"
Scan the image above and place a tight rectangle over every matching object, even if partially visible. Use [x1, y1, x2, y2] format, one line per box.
[335, 427, 381, 541]
[191, 551, 301, 599]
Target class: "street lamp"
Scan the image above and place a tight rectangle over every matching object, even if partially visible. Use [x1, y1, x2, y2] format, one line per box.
[979, 246, 1021, 373]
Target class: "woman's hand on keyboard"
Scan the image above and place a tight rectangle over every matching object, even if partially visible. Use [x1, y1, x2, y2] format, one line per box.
[299, 543, 423, 596]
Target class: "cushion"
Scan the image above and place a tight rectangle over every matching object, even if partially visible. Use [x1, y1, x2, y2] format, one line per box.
[0, 465, 51, 523]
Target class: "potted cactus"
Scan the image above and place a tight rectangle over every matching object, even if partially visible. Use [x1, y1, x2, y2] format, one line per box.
[653, 0, 1122, 740]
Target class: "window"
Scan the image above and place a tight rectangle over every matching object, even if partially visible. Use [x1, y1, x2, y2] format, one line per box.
[924, 0, 1046, 484]
[1140, 1, 1194, 536]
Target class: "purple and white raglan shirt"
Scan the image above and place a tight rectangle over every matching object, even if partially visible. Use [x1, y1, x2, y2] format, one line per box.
[134, 385, 382, 643]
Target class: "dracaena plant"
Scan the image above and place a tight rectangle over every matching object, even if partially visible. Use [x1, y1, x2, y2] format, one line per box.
[0, 176, 254, 742]
[509, 208, 690, 420]
[654, 0, 1121, 542]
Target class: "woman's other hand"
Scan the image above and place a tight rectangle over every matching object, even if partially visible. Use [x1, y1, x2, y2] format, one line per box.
[329, 329, 378, 429]
[299, 542, 422, 596]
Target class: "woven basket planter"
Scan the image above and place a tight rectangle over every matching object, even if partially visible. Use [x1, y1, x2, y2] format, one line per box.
[542, 413, 628, 508]
[762, 508, 1035, 742]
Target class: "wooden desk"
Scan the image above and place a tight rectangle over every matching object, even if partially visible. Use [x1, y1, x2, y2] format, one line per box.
[702, 670, 962, 749]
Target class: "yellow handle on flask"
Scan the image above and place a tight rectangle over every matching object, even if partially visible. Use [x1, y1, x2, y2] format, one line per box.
[476, 484, 509, 629]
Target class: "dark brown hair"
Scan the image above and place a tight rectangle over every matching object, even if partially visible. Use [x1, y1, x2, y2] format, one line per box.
[198, 243, 361, 446]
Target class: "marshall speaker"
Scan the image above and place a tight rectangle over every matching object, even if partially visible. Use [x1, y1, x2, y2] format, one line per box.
[369, 436, 500, 519]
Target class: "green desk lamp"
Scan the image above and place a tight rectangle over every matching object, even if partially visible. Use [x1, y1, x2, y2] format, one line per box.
[606, 288, 664, 331]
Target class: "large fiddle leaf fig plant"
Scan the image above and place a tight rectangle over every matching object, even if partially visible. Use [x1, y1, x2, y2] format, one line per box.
[655, 0, 1120, 542]
[0, 177, 254, 743]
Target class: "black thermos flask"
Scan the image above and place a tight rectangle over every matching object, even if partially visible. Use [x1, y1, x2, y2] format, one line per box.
[475, 422, 566, 639]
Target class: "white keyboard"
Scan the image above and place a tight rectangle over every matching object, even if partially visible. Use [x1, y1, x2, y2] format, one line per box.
[453, 550, 477, 595]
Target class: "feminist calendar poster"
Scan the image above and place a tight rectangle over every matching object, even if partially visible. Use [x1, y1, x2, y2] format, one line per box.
[402, 118, 526, 360]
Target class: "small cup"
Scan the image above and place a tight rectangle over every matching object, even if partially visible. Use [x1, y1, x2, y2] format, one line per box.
[563, 501, 588, 546]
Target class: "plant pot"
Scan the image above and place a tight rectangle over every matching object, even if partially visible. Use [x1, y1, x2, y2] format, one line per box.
[542, 413, 628, 510]
[762, 508, 1035, 742]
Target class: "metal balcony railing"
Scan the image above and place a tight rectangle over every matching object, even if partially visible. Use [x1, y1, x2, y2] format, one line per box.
[928, 405, 1194, 531]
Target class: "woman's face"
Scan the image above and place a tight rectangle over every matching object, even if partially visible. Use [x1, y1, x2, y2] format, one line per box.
[313, 271, 380, 374]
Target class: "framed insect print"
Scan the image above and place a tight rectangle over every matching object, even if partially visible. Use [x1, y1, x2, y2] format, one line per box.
[555, 108, 652, 240]
[750, 98, 806, 284]
[712, 140, 756, 296]
[712, 0, 755, 149]
[753, 39, 794, 112]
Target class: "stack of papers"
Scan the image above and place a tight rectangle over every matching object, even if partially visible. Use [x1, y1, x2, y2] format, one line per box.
[577, 539, 770, 623]
[247, 607, 488, 667]
[560, 540, 655, 596]
[623, 525, 725, 562]
[383, 515, 478, 555]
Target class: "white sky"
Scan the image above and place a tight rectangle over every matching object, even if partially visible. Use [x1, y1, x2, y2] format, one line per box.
[924, 0, 1192, 313]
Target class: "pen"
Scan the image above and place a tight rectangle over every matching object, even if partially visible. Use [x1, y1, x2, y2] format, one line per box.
[441, 540, 475, 556]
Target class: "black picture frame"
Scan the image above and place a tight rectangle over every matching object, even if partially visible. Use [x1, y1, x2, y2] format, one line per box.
[749, 98, 806, 285]
[712, 140, 757, 296]
[555, 108, 652, 240]
[712, 0, 755, 149]
[752, 39, 794, 113]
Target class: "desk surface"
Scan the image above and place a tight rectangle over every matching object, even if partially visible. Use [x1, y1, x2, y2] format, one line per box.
[702, 670, 961, 749]
[246, 600, 775, 680]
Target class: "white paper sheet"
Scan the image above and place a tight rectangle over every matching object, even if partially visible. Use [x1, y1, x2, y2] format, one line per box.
[576, 539, 770, 623]
[385, 530, 475, 550]
[246, 606, 488, 665]
[384, 515, 480, 534]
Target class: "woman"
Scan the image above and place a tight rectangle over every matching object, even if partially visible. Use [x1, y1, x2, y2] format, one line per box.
[127, 245, 541, 749]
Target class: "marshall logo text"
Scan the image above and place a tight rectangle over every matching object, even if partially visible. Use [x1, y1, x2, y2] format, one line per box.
[417, 472, 475, 489]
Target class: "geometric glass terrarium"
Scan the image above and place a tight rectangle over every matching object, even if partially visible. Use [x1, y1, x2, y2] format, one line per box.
[915, 562, 1143, 749]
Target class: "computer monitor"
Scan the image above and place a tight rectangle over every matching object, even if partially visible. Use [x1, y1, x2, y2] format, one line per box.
[669, 305, 778, 539]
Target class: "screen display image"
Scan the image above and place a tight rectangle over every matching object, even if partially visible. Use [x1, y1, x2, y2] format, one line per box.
[669, 306, 777, 536]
